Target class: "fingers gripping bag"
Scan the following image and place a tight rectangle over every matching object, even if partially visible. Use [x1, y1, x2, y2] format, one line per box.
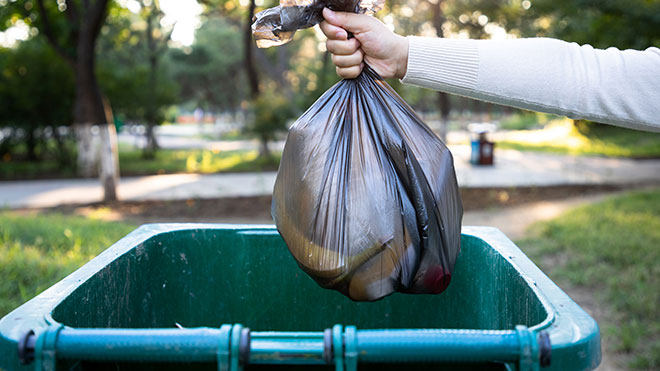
[253, 0, 463, 302]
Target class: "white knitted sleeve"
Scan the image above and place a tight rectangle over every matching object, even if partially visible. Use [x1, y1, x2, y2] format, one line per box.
[401, 36, 660, 132]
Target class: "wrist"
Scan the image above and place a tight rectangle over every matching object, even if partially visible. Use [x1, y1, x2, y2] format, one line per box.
[395, 35, 409, 80]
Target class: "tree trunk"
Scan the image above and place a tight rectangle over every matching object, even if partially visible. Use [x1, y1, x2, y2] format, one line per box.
[35, 0, 116, 199]
[73, 17, 118, 201]
[74, 123, 95, 176]
[98, 116, 119, 202]
[437, 92, 450, 143]
[143, 7, 159, 159]
[259, 136, 270, 158]
[26, 126, 38, 161]
[244, 0, 260, 99]
[73, 30, 106, 177]
[315, 50, 331, 96]
[432, 0, 450, 142]
[144, 122, 159, 158]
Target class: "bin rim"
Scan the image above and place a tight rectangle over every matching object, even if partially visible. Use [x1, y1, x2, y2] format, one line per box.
[0, 223, 573, 336]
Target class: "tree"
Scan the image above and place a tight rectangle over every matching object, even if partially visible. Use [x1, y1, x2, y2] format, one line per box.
[246, 89, 294, 158]
[167, 17, 245, 113]
[1, 0, 119, 201]
[98, 1, 179, 158]
[523, 0, 660, 50]
[430, 0, 450, 142]
[0, 39, 75, 164]
[244, 0, 259, 99]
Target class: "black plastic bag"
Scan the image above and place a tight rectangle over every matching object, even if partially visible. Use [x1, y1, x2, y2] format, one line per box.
[254, 0, 463, 301]
[271, 66, 463, 301]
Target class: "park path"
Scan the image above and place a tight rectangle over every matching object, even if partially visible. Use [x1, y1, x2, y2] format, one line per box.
[2, 145, 660, 209]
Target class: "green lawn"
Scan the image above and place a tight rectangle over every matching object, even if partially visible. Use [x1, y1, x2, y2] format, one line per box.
[0, 147, 282, 180]
[118, 148, 281, 176]
[0, 211, 136, 317]
[517, 189, 660, 369]
[498, 112, 557, 131]
[497, 119, 660, 158]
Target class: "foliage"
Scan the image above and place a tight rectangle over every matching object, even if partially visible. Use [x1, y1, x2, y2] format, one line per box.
[424, 0, 660, 49]
[167, 17, 245, 113]
[0, 145, 282, 179]
[97, 64, 177, 127]
[524, 0, 660, 50]
[497, 118, 660, 158]
[0, 1, 74, 54]
[518, 189, 660, 368]
[498, 112, 556, 131]
[0, 38, 75, 161]
[96, 2, 181, 158]
[0, 139, 77, 180]
[0, 211, 136, 317]
[0, 39, 74, 127]
[246, 89, 295, 157]
[97, 3, 179, 126]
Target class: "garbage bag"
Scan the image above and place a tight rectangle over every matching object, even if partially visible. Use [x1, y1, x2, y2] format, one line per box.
[252, 0, 384, 48]
[271, 65, 464, 301]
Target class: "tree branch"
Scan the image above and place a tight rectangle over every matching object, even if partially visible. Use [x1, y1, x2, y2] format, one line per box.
[64, 0, 80, 49]
[64, 0, 80, 25]
[35, 0, 75, 64]
[88, 0, 110, 41]
[147, 3, 173, 56]
[156, 24, 175, 55]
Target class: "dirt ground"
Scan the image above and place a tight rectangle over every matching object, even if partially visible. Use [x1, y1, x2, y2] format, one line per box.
[45, 184, 626, 225]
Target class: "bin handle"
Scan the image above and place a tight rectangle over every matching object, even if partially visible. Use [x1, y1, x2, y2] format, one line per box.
[19, 324, 551, 370]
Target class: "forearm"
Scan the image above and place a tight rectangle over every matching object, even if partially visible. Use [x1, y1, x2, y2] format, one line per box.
[401, 37, 660, 132]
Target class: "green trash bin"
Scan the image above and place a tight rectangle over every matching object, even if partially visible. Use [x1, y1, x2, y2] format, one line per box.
[0, 225, 600, 371]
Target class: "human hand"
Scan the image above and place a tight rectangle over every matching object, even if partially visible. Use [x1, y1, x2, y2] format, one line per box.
[320, 8, 409, 79]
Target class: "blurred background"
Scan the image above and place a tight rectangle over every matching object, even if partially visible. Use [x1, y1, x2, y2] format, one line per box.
[1, 0, 659, 369]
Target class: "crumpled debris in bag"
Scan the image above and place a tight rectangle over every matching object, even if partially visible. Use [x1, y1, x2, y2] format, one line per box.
[271, 66, 464, 301]
[252, 0, 384, 48]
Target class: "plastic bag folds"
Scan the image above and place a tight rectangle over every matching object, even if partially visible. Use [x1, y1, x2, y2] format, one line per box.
[252, 0, 384, 48]
[272, 66, 464, 301]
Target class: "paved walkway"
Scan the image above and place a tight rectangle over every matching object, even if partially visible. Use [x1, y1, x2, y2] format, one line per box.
[1, 146, 659, 209]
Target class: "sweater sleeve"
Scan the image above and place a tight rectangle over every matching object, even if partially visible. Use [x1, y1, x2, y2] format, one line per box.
[401, 36, 660, 132]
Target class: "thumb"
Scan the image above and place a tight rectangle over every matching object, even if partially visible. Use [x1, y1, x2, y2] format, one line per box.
[322, 8, 370, 33]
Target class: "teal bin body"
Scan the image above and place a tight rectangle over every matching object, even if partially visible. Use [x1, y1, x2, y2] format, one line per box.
[0, 225, 600, 370]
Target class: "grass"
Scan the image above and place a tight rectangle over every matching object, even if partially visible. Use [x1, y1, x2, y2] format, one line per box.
[0, 147, 282, 180]
[517, 189, 660, 369]
[0, 211, 136, 317]
[0, 157, 76, 179]
[497, 119, 660, 158]
[498, 112, 557, 131]
[118, 147, 281, 176]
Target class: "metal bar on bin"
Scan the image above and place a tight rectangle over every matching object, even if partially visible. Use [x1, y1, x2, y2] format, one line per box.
[217, 324, 232, 371]
[25, 323, 549, 369]
[356, 328, 522, 363]
[229, 324, 244, 371]
[248, 331, 325, 365]
[56, 327, 225, 362]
